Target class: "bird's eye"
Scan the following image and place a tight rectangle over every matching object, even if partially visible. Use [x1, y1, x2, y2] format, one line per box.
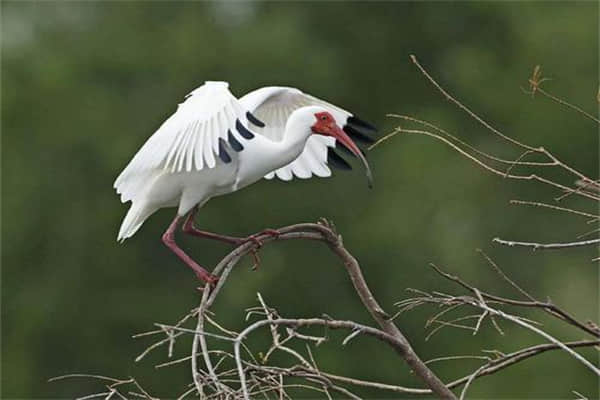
[320, 115, 328, 121]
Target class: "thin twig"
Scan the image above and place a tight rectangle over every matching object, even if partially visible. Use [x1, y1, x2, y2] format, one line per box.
[476, 249, 536, 301]
[473, 301, 600, 376]
[527, 68, 600, 124]
[409, 54, 536, 151]
[509, 200, 599, 220]
[459, 364, 487, 400]
[493, 237, 600, 250]
[427, 263, 599, 337]
[234, 317, 407, 400]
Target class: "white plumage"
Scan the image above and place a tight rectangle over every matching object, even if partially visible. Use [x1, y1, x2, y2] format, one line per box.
[115, 82, 239, 201]
[237, 86, 351, 181]
[114, 81, 375, 265]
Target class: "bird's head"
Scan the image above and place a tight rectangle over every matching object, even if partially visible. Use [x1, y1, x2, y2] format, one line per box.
[310, 110, 373, 188]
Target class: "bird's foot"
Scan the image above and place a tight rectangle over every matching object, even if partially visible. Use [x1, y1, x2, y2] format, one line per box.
[236, 229, 281, 271]
[240, 229, 282, 248]
[245, 236, 264, 248]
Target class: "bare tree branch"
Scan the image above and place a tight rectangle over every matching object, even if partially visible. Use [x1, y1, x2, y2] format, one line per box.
[199, 220, 457, 399]
[234, 317, 402, 399]
[509, 199, 599, 220]
[492, 237, 600, 250]
[525, 65, 600, 124]
[426, 263, 599, 338]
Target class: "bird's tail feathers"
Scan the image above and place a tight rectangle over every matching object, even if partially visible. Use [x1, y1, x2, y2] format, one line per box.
[117, 202, 157, 242]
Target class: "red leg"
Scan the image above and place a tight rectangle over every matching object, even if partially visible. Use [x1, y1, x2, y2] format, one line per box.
[183, 208, 281, 246]
[182, 209, 282, 270]
[162, 215, 218, 285]
[182, 207, 242, 244]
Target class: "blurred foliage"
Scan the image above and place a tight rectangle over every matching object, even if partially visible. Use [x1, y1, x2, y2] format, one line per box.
[2, 2, 598, 398]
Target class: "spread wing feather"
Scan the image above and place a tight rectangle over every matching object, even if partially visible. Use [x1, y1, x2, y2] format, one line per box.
[238, 86, 353, 181]
[114, 81, 247, 202]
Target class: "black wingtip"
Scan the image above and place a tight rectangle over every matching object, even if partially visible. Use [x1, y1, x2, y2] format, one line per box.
[343, 124, 376, 145]
[218, 138, 232, 163]
[246, 111, 265, 128]
[236, 119, 255, 139]
[227, 130, 244, 152]
[327, 148, 352, 171]
[347, 116, 377, 133]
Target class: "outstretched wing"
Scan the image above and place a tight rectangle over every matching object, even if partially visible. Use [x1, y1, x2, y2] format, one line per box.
[238, 86, 377, 181]
[114, 81, 249, 202]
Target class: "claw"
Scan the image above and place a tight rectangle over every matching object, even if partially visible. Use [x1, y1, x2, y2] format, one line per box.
[240, 229, 281, 249]
[250, 250, 261, 271]
[248, 236, 264, 248]
[235, 229, 282, 271]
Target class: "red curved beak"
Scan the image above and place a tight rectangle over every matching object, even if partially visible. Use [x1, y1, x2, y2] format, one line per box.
[330, 125, 373, 188]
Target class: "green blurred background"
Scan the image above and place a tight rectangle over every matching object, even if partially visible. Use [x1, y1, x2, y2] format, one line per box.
[2, 1, 598, 398]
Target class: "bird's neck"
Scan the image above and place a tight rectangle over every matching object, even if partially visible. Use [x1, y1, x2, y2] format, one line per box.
[276, 115, 313, 164]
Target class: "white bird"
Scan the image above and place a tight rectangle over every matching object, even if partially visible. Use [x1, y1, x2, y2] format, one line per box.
[114, 81, 376, 284]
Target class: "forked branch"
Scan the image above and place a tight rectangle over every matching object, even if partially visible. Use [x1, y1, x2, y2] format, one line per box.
[197, 220, 456, 399]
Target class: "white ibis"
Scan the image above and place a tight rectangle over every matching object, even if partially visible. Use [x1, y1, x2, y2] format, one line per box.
[114, 82, 376, 284]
